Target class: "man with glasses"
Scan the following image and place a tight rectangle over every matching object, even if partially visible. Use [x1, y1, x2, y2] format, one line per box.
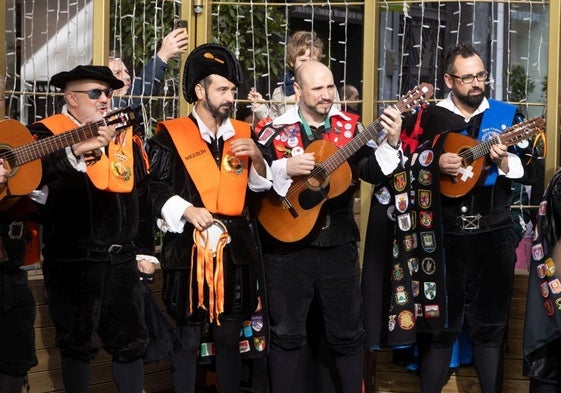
[393, 43, 542, 392]
[28, 65, 158, 393]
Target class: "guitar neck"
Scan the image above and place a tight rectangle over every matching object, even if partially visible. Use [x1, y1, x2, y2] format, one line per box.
[461, 134, 501, 164]
[320, 118, 384, 174]
[13, 119, 107, 166]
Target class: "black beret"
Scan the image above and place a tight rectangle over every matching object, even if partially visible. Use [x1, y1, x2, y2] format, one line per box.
[183, 44, 243, 103]
[50, 65, 125, 90]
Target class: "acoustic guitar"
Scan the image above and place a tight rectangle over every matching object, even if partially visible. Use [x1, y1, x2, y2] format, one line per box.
[257, 83, 434, 243]
[0, 107, 135, 208]
[440, 116, 545, 198]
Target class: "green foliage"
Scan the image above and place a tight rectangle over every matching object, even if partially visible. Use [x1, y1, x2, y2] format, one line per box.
[109, 1, 180, 75]
[508, 64, 535, 103]
[211, 4, 286, 86]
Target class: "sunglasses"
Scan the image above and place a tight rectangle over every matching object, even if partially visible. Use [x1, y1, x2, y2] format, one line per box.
[71, 88, 113, 99]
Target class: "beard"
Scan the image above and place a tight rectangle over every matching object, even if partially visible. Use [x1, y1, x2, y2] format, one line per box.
[205, 98, 232, 121]
[454, 87, 485, 108]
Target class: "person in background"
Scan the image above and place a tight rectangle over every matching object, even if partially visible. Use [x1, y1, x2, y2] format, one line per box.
[338, 84, 360, 116]
[257, 60, 401, 393]
[109, 27, 189, 139]
[109, 27, 189, 107]
[29, 65, 157, 393]
[148, 43, 271, 393]
[247, 30, 340, 122]
[0, 163, 38, 393]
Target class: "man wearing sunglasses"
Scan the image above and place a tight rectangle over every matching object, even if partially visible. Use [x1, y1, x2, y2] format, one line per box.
[27, 65, 158, 393]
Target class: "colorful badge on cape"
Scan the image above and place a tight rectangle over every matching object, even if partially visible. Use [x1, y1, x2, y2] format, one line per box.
[549, 279, 561, 294]
[396, 192, 409, 213]
[397, 310, 415, 330]
[424, 282, 437, 300]
[420, 231, 436, 253]
[418, 150, 434, 167]
[394, 171, 407, 192]
[392, 264, 404, 281]
[418, 169, 433, 186]
[424, 305, 440, 318]
[418, 190, 432, 209]
[375, 186, 391, 205]
[395, 286, 409, 305]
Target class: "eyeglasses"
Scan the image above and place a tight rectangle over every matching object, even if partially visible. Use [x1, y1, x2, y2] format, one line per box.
[70, 88, 113, 99]
[448, 71, 488, 84]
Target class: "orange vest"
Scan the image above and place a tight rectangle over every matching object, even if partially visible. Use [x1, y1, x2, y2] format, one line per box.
[158, 117, 250, 216]
[38, 114, 134, 193]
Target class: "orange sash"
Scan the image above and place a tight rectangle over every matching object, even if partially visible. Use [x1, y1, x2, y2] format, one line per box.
[38, 114, 134, 193]
[158, 117, 251, 325]
[158, 117, 250, 215]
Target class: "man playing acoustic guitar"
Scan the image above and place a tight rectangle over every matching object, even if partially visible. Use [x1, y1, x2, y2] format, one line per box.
[28, 65, 158, 393]
[257, 60, 402, 393]
[396, 43, 543, 393]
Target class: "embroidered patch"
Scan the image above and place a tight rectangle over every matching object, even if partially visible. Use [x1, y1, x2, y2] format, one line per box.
[388, 315, 396, 331]
[549, 279, 561, 294]
[223, 154, 245, 174]
[239, 340, 251, 353]
[541, 281, 550, 298]
[420, 231, 436, 253]
[397, 310, 415, 330]
[421, 257, 436, 275]
[537, 263, 547, 279]
[251, 315, 264, 332]
[254, 336, 266, 352]
[396, 192, 409, 213]
[392, 264, 404, 281]
[258, 126, 277, 143]
[545, 257, 556, 277]
[375, 186, 392, 205]
[394, 172, 407, 192]
[419, 150, 434, 167]
[424, 282, 436, 300]
[403, 235, 415, 252]
[544, 298, 555, 316]
[398, 213, 412, 231]
[395, 286, 409, 306]
[407, 258, 419, 274]
[532, 243, 544, 261]
[418, 190, 432, 209]
[200, 342, 216, 357]
[419, 211, 433, 229]
[418, 169, 433, 186]
[424, 305, 440, 318]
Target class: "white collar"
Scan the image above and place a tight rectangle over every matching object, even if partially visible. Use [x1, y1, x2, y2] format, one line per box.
[192, 105, 236, 143]
[272, 105, 350, 127]
[437, 92, 489, 122]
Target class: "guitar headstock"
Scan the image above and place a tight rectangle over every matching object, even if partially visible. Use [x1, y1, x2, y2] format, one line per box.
[395, 83, 434, 115]
[104, 107, 136, 131]
[501, 116, 546, 146]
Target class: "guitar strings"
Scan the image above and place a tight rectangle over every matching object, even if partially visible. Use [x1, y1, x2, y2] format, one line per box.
[1, 120, 106, 166]
[282, 91, 427, 200]
[1, 110, 130, 166]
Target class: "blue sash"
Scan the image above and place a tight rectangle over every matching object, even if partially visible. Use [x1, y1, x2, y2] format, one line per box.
[462, 99, 516, 187]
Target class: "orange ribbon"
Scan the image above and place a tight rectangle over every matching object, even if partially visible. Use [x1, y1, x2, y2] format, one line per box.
[190, 226, 229, 325]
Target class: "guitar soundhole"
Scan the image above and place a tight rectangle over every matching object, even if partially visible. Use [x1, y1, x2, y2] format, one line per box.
[299, 169, 330, 210]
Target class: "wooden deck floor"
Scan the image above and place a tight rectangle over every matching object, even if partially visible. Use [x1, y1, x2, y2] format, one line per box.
[27, 268, 174, 393]
[25, 267, 531, 393]
[368, 272, 530, 393]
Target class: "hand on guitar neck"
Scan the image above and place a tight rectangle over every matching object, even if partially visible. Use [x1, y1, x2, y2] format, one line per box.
[71, 123, 118, 156]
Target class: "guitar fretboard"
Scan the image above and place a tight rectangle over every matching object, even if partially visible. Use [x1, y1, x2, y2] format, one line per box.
[9, 119, 107, 167]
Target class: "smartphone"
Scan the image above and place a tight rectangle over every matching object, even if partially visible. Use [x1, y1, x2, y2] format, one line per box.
[174, 19, 188, 32]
